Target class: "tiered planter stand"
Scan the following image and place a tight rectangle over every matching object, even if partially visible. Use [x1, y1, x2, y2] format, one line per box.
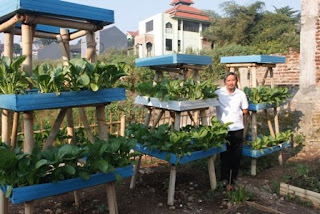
[0, 1, 126, 214]
[131, 54, 226, 206]
[221, 55, 290, 176]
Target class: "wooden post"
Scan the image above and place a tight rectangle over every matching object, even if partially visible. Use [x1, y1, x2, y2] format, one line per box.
[167, 112, 181, 205]
[96, 105, 118, 214]
[10, 112, 20, 149]
[66, 109, 75, 144]
[85, 31, 97, 62]
[43, 108, 68, 149]
[274, 107, 283, 165]
[23, 111, 35, 214]
[167, 165, 177, 206]
[144, 108, 153, 127]
[129, 155, 142, 189]
[208, 156, 217, 189]
[21, 24, 34, 76]
[120, 114, 126, 137]
[265, 110, 275, 138]
[250, 65, 258, 176]
[79, 108, 95, 143]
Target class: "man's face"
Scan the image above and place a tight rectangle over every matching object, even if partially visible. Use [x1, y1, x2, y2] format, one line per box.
[225, 74, 237, 92]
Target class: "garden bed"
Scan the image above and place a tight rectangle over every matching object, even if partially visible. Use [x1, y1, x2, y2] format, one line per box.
[0, 165, 133, 204]
[134, 143, 226, 165]
[135, 96, 219, 112]
[280, 167, 320, 208]
[242, 141, 291, 158]
[220, 201, 285, 214]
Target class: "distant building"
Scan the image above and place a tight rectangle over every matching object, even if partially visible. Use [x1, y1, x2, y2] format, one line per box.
[37, 43, 81, 60]
[81, 26, 127, 57]
[134, 0, 212, 58]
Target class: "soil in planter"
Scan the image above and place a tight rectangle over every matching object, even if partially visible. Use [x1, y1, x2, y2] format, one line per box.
[289, 167, 320, 193]
[224, 205, 277, 214]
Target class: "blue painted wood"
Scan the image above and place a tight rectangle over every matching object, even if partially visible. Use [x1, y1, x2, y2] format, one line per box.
[220, 55, 285, 64]
[242, 141, 291, 158]
[135, 54, 212, 67]
[248, 102, 285, 111]
[0, 0, 114, 27]
[0, 88, 125, 111]
[1, 165, 133, 204]
[134, 143, 226, 165]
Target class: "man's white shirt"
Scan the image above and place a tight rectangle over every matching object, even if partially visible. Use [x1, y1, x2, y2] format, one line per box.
[215, 86, 249, 131]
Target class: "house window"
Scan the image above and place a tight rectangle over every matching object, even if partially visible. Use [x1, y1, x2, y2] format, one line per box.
[146, 42, 153, 57]
[183, 21, 199, 32]
[178, 20, 181, 30]
[166, 22, 172, 33]
[166, 39, 172, 51]
[202, 23, 210, 32]
[178, 40, 181, 52]
[146, 20, 153, 32]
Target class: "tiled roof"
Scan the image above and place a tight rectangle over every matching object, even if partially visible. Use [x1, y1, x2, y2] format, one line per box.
[170, 0, 194, 6]
[127, 30, 139, 36]
[165, 4, 210, 22]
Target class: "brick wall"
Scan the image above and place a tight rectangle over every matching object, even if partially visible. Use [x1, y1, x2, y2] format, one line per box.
[256, 49, 300, 86]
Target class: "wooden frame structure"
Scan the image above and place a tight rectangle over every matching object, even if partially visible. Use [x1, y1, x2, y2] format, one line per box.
[131, 54, 225, 206]
[221, 55, 286, 176]
[0, 1, 123, 214]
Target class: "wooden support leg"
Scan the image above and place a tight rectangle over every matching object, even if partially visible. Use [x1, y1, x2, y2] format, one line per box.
[167, 165, 177, 206]
[79, 107, 95, 143]
[130, 155, 142, 189]
[278, 151, 283, 166]
[251, 159, 257, 176]
[10, 112, 19, 149]
[106, 182, 118, 214]
[208, 155, 217, 189]
[1, 109, 11, 145]
[0, 193, 8, 214]
[24, 202, 34, 214]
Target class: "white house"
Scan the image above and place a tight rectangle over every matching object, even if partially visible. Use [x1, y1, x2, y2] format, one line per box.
[134, 0, 211, 58]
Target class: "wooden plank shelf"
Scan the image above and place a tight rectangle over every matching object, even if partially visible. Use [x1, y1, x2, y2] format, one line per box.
[135, 143, 226, 165]
[0, 88, 126, 111]
[135, 54, 212, 67]
[220, 55, 285, 64]
[242, 141, 291, 158]
[135, 96, 219, 112]
[280, 182, 320, 208]
[0, 165, 133, 204]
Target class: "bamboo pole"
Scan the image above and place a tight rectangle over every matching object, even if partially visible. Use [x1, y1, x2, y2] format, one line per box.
[21, 24, 34, 76]
[251, 159, 257, 176]
[144, 108, 153, 127]
[0, 14, 24, 33]
[24, 15, 100, 32]
[85, 31, 97, 62]
[167, 165, 177, 206]
[265, 110, 275, 138]
[12, 28, 57, 39]
[79, 108, 95, 143]
[208, 156, 217, 189]
[43, 108, 68, 150]
[280, 183, 320, 200]
[10, 112, 20, 149]
[151, 110, 165, 130]
[96, 105, 118, 214]
[130, 155, 142, 189]
[120, 114, 126, 137]
[70, 30, 88, 40]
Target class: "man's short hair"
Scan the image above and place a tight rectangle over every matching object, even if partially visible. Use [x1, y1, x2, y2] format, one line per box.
[223, 72, 238, 82]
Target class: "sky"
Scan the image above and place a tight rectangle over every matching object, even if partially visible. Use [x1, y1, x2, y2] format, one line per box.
[0, 0, 301, 43]
[65, 0, 301, 33]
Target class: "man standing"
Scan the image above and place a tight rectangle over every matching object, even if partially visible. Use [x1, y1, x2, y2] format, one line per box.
[215, 72, 249, 189]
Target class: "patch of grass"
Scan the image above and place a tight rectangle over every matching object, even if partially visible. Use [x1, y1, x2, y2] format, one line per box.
[296, 164, 309, 176]
[270, 180, 280, 194]
[96, 204, 109, 214]
[285, 194, 314, 208]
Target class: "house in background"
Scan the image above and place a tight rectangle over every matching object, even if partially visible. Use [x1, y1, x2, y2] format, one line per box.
[37, 43, 81, 60]
[134, 0, 212, 58]
[126, 30, 139, 55]
[81, 26, 127, 57]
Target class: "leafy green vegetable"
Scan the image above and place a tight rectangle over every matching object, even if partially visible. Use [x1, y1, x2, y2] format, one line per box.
[135, 78, 218, 101]
[249, 130, 292, 150]
[244, 86, 290, 106]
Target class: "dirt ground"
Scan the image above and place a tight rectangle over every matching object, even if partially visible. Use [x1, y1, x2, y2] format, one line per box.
[8, 143, 320, 214]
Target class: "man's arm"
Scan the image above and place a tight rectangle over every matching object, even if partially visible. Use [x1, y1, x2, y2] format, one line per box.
[243, 109, 248, 115]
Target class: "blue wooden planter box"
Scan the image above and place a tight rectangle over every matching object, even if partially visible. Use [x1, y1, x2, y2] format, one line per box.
[0, 88, 125, 111]
[220, 55, 286, 64]
[242, 141, 291, 158]
[134, 143, 226, 165]
[135, 54, 212, 67]
[248, 102, 277, 111]
[0, 165, 133, 204]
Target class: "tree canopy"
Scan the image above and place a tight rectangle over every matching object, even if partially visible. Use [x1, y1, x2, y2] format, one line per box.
[203, 1, 300, 54]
